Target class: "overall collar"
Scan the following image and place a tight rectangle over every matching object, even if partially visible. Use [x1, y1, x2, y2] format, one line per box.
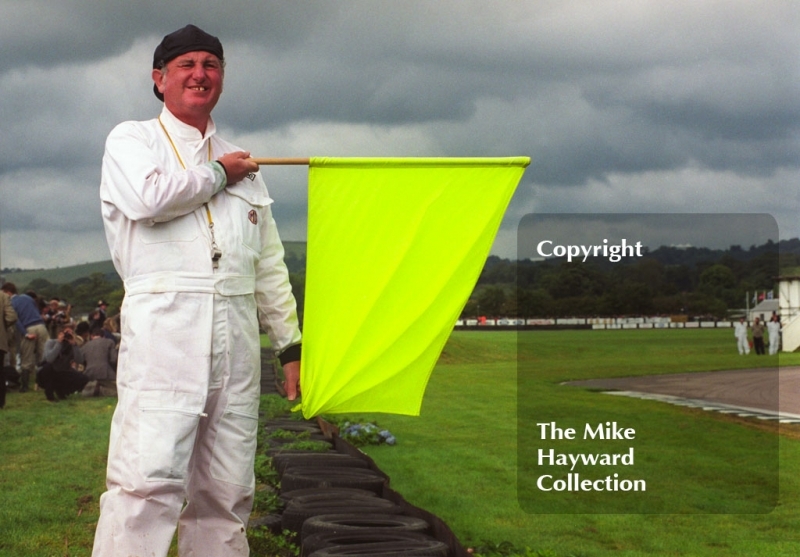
[159, 105, 217, 142]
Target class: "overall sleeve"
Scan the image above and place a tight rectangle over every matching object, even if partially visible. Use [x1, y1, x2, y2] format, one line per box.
[101, 122, 226, 224]
[254, 206, 302, 360]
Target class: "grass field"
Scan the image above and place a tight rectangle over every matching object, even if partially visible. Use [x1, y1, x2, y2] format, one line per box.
[0, 395, 112, 555]
[1, 328, 798, 556]
[358, 330, 800, 557]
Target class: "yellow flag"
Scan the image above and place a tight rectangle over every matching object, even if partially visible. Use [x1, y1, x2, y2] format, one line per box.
[299, 157, 529, 417]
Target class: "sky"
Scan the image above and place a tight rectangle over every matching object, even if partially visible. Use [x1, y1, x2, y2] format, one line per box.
[0, 0, 797, 270]
[517, 213, 780, 260]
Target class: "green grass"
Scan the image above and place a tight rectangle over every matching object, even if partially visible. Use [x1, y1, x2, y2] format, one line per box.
[356, 330, 800, 557]
[1, 329, 798, 556]
[0, 395, 113, 556]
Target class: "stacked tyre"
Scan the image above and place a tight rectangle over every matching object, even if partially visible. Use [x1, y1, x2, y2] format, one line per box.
[267, 419, 451, 556]
[264, 419, 333, 449]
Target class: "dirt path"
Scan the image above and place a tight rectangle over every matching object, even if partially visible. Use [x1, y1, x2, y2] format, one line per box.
[565, 366, 800, 417]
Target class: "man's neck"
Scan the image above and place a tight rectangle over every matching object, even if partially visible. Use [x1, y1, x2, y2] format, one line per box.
[164, 105, 211, 136]
[177, 114, 209, 136]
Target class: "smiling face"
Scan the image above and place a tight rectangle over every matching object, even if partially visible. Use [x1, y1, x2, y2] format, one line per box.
[152, 51, 224, 133]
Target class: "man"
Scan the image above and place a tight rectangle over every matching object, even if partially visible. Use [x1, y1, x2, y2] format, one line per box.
[37, 325, 88, 402]
[1, 283, 49, 392]
[42, 297, 61, 338]
[92, 25, 302, 557]
[752, 316, 766, 356]
[733, 317, 750, 355]
[83, 325, 117, 379]
[90, 299, 108, 329]
[0, 288, 18, 408]
[81, 325, 118, 397]
[74, 320, 91, 346]
[767, 314, 781, 355]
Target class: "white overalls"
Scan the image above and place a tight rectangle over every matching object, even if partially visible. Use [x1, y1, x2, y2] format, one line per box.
[93, 107, 301, 557]
[734, 321, 749, 355]
[767, 319, 781, 355]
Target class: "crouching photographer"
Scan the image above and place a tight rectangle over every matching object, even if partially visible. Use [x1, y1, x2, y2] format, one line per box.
[37, 326, 88, 402]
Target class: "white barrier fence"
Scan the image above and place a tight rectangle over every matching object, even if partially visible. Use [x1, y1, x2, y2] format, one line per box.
[455, 317, 737, 329]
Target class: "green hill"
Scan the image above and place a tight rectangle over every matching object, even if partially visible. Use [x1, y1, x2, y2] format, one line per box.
[282, 241, 307, 260]
[2, 260, 120, 288]
[1, 241, 309, 288]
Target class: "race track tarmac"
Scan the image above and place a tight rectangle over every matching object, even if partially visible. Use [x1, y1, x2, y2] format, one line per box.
[565, 365, 800, 418]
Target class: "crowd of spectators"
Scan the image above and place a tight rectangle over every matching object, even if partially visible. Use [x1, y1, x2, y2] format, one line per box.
[1, 282, 119, 403]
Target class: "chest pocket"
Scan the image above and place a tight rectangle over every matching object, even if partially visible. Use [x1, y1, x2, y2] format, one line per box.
[138, 212, 200, 245]
[226, 178, 273, 256]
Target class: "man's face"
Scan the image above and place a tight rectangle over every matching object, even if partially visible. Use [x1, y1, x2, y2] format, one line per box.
[153, 51, 224, 123]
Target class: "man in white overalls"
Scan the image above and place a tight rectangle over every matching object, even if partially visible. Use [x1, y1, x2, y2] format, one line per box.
[734, 317, 750, 355]
[767, 314, 781, 355]
[93, 25, 301, 557]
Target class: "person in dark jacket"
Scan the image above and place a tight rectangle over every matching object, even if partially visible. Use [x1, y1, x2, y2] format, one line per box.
[37, 326, 88, 401]
[81, 326, 118, 397]
[0, 289, 18, 408]
[1, 282, 48, 392]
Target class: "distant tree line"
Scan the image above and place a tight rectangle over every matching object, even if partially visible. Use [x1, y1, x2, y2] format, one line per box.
[19, 273, 123, 316]
[462, 239, 797, 320]
[12, 270, 306, 324]
[8, 238, 800, 322]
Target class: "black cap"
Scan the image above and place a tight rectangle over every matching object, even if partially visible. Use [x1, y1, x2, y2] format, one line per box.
[152, 24, 224, 101]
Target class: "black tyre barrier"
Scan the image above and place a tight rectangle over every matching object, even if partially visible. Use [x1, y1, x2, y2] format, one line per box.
[267, 448, 333, 460]
[261, 419, 469, 557]
[280, 467, 387, 495]
[309, 543, 448, 557]
[302, 532, 442, 557]
[301, 513, 430, 542]
[281, 496, 402, 534]
[272, 453, 369, 477]
[329, 437, 468, 557]
[267, 435, 334, 449]
[248, 513, 283, 534]
[278, 487, 378, 503]
[265, 423, 323, 434]
[267, 431, 331, 439]
[280, 487, 378, 505]
[263, 416, 317, 424]
[264, 417, 315, 424]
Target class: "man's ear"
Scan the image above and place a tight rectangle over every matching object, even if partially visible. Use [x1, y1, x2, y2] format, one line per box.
[152, 68, 166, 94]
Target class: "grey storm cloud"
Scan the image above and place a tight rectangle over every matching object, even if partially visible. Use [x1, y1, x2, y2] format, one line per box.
[0, 0, 798, 270]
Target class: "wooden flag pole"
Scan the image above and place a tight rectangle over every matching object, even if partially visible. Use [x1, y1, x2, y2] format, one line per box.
[249, 157, 310, 166]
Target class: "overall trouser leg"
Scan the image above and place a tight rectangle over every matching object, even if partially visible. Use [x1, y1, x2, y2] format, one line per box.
[178, 294, 261, 557]
[92, 292, 214, 557]
[92, 387, 206, 556]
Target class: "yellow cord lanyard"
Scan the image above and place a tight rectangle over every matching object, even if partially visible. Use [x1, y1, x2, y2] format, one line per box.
[158, 116, 222, 269]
